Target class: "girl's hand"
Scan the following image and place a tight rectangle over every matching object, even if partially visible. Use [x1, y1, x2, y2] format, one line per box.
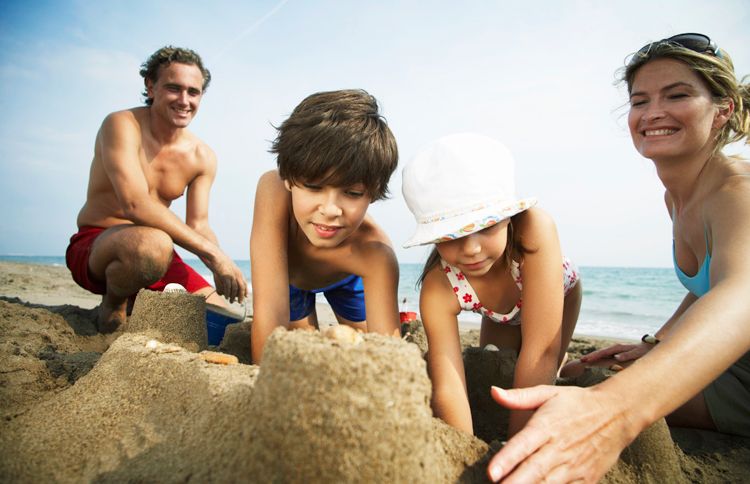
[487, 385, 636, 483]
[581, 343, 653, 364]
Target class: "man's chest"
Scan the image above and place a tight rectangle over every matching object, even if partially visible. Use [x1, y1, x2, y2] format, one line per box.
[141, 151, 199, 202]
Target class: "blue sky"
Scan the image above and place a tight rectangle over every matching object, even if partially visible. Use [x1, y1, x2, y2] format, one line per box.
[1, 0, 748, 267]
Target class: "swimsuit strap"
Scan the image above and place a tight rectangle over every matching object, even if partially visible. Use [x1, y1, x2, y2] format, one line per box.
[440, 259, 522, 324]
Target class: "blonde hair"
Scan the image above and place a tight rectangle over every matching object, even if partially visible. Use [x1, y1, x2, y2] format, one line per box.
[621, 41, 750, 153]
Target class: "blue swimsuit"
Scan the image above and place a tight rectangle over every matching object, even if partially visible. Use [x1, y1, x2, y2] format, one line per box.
[672, 234, 711, 297]
[289, 275, 366, 322]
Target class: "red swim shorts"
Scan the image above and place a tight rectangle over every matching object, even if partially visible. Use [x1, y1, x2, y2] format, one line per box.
[65, 226, 212, 295]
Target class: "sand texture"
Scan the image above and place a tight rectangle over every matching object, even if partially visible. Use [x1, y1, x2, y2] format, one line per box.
[1, 260, 749, 482]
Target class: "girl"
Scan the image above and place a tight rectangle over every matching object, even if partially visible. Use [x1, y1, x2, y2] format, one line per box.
[401, 132, 582, 437]
[488, 34, 750, 483]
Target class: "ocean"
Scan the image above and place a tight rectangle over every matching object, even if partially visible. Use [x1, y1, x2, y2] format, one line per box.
[0, 255, 685, 341]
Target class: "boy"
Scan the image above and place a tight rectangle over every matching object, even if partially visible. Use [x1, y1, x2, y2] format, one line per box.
[250, 89, 400, 363]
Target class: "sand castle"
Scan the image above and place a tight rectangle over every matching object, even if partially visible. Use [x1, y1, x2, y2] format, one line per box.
[1, 283, 749, 482]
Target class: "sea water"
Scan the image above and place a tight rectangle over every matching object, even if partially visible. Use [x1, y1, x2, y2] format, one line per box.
[1, 256, 685, 341]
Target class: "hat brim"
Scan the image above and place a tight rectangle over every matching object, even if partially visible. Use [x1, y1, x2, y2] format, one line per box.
[403, 197, 537, 248]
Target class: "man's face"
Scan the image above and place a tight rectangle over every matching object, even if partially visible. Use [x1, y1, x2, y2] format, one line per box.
[146, 62, 204, 128]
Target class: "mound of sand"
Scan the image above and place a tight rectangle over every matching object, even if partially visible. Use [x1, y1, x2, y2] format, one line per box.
[1, 261, 749, 482]
[244, 328, 488, 482]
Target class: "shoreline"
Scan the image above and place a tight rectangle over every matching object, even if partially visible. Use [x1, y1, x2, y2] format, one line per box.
[0, 259, 636, 343]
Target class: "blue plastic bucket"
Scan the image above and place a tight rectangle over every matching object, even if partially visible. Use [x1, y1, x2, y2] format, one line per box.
[206, 304, 244, 346]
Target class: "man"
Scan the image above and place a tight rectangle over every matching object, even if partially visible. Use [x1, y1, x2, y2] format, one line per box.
[66, 46, 246, 332]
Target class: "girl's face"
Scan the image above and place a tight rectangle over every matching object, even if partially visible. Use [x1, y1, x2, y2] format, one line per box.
[627, 58, 724, 162]
[436, 219, 510, 277]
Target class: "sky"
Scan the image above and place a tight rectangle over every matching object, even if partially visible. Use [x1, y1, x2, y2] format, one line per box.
[1, 0, 748, 267]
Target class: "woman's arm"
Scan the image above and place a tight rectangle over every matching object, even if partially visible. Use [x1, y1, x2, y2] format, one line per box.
[487, 183, 750, 483]
[510, 208, 566, 436]
[420, 268, 473, 434]
[250, 171, 292, 363]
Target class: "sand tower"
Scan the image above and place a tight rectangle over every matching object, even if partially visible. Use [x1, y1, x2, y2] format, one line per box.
[127, 289, 207, 352]
[244, 327, 448, 481]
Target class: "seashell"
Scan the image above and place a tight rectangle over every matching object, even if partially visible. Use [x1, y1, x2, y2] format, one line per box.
[199, 351, 239, 365]
[323, 325, 363, 345]
[164, 283, 187, 293]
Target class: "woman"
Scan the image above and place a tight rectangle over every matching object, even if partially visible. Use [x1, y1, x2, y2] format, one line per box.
[487, 33, 750, 483]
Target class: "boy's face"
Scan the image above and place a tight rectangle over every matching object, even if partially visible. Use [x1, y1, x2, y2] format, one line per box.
[286, 180, 372, 248]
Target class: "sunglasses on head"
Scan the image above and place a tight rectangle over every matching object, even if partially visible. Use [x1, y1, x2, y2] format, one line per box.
[630, 33, 721, 65]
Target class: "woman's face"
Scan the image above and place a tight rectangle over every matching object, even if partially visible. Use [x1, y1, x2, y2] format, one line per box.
[627, 58, 723, 162]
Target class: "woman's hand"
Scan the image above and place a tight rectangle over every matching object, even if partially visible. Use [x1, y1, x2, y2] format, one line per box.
[581, 343, 654, 365]
[487, 385, 638, 483]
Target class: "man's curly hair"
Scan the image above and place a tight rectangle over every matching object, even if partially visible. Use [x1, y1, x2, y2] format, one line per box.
[139, 46, 211, 106]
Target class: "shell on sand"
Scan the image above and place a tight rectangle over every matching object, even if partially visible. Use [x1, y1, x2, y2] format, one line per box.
[323, 324, 364, 345]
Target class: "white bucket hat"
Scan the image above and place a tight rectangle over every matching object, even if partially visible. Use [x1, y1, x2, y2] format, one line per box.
[402, 133, 537, 248]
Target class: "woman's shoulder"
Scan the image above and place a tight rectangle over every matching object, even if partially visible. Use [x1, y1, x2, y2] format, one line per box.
[709, 157, 750, 197]
[702, 158, 750, 218]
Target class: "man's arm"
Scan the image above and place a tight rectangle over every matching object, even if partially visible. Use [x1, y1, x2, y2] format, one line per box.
[250, 171, 292, 363]
[184, 145, 247, 302]
[99, 111, 245, 302]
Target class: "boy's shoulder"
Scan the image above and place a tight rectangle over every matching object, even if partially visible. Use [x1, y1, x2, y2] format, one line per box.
[337, 216, 397, 272]
[348, 215, 393, 250]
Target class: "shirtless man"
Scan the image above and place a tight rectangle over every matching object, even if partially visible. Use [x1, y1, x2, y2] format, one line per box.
[66, 46, 246, 332]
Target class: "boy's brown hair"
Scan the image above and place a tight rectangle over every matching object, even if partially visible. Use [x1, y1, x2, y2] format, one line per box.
[271, 89, 398, 201]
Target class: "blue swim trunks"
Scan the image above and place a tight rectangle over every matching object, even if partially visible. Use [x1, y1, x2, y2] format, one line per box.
[289, 274, 366, 322]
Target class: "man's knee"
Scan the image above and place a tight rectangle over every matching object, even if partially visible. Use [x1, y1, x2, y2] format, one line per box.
[128, 228, 174, 278]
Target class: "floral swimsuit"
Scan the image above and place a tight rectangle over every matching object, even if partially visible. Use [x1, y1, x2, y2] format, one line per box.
[440, 257, 579, 325]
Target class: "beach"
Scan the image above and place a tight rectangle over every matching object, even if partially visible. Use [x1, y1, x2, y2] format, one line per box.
[1, 260, 748, 482]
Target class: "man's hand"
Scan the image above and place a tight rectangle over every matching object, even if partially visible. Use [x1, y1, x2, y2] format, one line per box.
[204, 251, 247, 304]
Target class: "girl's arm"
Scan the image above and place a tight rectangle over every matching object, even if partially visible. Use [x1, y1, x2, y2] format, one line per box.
[420, 267, 473, 434]
[487, 183, 750, 483]
[250, 171, 292, 363]
[511, 208, 566, 436]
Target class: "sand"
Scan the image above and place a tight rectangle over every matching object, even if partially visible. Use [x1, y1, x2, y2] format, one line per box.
[0, 260, 748, 482]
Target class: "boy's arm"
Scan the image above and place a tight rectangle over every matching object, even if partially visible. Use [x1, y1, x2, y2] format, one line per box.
[250, 171, 292, 363]
[359, 240, 400, 337]
[420, 269, 473, 434]
[511, 209, 565, 437]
